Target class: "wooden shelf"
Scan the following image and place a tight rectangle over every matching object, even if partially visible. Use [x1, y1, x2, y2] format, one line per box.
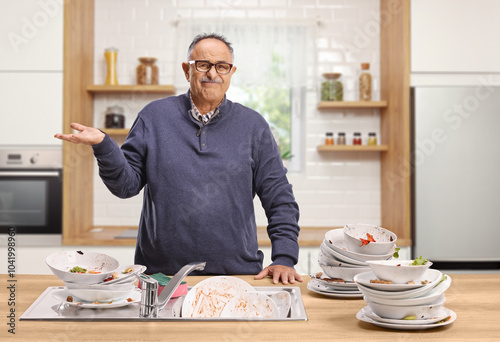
[317, 145, 389, 152]
[100, 128, 129, 136]
[317, 101, 387, 109]
[86, 84, 175, 94]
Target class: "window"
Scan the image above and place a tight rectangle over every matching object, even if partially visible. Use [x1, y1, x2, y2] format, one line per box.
[175, 20, 314, 172]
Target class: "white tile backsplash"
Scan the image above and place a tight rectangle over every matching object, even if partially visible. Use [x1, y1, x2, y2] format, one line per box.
[93, 0, 382, 229]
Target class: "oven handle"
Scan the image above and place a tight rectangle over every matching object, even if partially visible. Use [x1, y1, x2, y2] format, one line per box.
[0, 171, 61, 177]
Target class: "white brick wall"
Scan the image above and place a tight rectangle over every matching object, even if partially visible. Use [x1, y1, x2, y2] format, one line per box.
[93, 0, 382, 232]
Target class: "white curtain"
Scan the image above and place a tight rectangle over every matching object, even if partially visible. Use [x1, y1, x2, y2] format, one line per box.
[174, 20, 315, 92]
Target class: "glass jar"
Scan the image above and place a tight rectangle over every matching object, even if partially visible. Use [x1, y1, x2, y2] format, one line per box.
[325, 132, 334, 145]
[368, 132, 378, 145]
[337, 132, 346, 145]
[105, 105, 125, 128]
[104, 47, 119, 85]
[137, 57, 159, 85]
[353, 132, 362, 145]
[359, 63, 372, 101]
[321, 73, 343, 101]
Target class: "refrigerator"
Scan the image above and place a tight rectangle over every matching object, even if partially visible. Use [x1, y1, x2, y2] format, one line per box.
[412, 86, 500, 268]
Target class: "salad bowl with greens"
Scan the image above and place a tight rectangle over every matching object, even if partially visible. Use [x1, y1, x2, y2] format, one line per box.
[45, 250, 120, 284]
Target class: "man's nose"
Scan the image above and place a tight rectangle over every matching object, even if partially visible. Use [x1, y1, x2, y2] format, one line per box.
[206, 65, 218, 78]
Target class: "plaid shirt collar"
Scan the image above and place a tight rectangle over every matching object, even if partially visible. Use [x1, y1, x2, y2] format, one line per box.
[189, 93, 224, 125]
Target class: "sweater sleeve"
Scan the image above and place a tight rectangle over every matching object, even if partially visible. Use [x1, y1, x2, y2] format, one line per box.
[91, 117, 147, 199]
[253, 125, 300, 269]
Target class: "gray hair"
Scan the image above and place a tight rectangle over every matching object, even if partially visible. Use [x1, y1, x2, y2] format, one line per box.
[187, 33, 234, 62]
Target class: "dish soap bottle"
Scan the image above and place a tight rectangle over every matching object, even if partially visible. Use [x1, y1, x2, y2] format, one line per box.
[359, 63, 372, 101]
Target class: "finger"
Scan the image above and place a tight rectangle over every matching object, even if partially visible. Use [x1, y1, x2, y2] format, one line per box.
[70, 122, 87, 132]
[254, 268, 270, 280]
[272, 271, 281, 284]
[295, 273, 304, 282]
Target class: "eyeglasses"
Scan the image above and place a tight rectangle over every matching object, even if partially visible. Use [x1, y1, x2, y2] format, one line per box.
[188, 60, 233, 75]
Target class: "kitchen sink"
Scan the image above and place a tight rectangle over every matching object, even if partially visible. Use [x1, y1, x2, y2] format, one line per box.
[20, 286, 308, 321]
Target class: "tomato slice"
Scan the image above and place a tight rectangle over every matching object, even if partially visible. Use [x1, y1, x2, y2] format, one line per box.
[366, 233, 376, 242]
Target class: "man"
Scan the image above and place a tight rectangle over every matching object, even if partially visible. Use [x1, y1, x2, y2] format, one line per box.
[55, 33, 302, 285]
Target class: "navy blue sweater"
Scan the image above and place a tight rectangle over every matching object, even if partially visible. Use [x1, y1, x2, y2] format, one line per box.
[92, 92, 300, 275]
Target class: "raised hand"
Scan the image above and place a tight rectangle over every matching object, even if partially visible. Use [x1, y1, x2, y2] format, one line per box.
[54, 123, 105, 146]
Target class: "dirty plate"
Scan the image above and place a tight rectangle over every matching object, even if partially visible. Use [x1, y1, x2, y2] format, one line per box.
[362, 306, 452, 325]
[52, 288, 140, 309]
[181, 276, 255, 318]
[220, 291, 279, 319]
[356, 307, 456, 330]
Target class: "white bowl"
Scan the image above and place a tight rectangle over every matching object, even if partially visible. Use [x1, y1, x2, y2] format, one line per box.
[320, 263, 370, 282]
[324, 229, 396, 262]
[365, 295, 446, 320]
[65, 281, 136, 302]
[343, 223, 397, 255]
[366, 259, 433, 284]
[46, 251, 120, 285]
[361, 276, 451, 307]
[319, 244, 368, 268]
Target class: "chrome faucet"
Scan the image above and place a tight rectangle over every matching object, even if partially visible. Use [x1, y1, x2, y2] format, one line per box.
[135, 261, 206, 318]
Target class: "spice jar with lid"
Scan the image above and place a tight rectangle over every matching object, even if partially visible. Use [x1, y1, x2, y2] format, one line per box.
[325, 132, 334, 145]
[137, 57, 159, 85]
[105, 105, 125, 128]
[337, 132, 346, 145]
[321, 73, 343, 101]
[359, 63, 372, 101]
[353, 132, 362, 145]
[367, 132, 378, 145]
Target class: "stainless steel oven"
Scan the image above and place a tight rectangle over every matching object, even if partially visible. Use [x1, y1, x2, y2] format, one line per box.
[0, 146, 62, 241]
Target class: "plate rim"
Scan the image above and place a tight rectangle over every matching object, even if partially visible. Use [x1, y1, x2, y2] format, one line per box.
[356, 307, 456, 330]
[354, 269, 443, 294]
[307, 282, 363, 298]
[52, 288, 140, 308]
[361, 306, 452, 325]
[353, 270, 441, 291]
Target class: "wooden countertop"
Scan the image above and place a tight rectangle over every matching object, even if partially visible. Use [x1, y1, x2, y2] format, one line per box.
[2, 273, 498, 341]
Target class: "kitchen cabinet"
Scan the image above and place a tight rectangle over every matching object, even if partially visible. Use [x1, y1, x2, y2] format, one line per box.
[0, 72, 62, 146]
[0, 0, 63, 71]
[0, 1, 63, 146]
[411, 0, 500, 73]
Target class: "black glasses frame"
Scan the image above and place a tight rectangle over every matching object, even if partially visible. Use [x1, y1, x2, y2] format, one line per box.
[188, 60, 233, 75]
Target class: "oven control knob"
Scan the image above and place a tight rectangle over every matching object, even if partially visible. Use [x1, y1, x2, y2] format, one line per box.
[30, 154, 39, 165]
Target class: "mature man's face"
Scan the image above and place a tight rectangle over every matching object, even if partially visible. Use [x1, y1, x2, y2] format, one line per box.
[182, 38, 236, 109]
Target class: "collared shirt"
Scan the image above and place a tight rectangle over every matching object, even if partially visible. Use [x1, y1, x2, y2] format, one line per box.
[189, 93, 222, 125]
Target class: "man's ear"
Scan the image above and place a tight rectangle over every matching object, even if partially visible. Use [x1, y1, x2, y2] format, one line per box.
[182, 62, 190, 81]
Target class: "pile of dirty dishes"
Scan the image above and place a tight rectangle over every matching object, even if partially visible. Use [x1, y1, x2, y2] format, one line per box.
[45, 250, 145, 305]
[308, 224, 397, 298]
[355, 260, 456, 330]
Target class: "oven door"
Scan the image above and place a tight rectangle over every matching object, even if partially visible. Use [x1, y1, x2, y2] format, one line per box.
[0, 169, 62, 234]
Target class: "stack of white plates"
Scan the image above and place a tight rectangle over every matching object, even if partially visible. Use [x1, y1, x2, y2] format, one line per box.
[307, 228, 395, 298]
[354, 269, 457, 330]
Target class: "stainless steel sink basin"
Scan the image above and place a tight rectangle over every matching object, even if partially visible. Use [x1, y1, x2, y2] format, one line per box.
[20, 286, 308, 321]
